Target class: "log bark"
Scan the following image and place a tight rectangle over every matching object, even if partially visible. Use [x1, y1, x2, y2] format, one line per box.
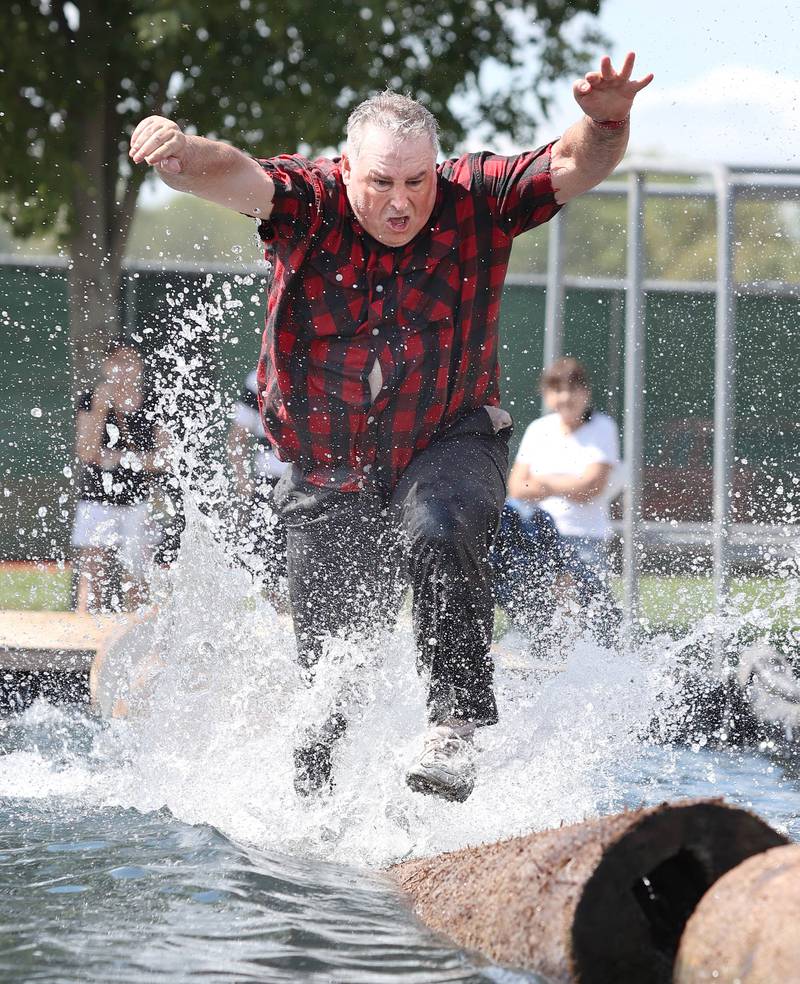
[674, 843, 800, 984]
[389, 799, 787, 984]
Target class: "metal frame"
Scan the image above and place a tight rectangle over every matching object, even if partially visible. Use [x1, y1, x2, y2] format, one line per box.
[541, 162, 800, 625]
[712, 167, 737, 661]
[622, 171, 646, 631]
[541, 210, 566, 410]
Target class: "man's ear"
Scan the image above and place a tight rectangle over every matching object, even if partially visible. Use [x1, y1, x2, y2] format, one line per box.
[341, 151, 352, 186]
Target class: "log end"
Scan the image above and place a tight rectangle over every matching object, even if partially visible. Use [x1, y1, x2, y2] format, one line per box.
[674, 842, 800, 983]
[572, 800, 788, 984]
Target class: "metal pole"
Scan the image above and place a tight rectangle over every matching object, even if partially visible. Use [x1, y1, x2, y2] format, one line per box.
[712, 168, 737, 669]
[622, 171, 646, 632]
[542, 210, 566, 406]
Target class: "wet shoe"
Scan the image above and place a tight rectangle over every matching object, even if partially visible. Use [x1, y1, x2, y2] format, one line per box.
[405, 721, 476, 803]
[293, 711, 347, 798]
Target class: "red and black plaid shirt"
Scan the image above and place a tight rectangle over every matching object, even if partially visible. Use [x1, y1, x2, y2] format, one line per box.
[255, 145, 561, 492]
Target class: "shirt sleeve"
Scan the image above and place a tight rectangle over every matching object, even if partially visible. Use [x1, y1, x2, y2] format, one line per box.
[253, 154, 322, 246]
[470, 143, 562, 238]
[583, 416, 621, 467]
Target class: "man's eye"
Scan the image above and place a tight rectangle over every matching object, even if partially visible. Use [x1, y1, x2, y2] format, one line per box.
[374, 179, 390, 188]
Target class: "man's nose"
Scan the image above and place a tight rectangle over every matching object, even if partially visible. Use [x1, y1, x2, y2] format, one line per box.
[390, 193, 409, 211]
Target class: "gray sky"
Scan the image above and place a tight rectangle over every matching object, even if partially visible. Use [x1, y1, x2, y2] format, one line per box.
[538, 0, 799, 167]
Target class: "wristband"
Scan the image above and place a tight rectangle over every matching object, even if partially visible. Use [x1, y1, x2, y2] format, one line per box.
[588, 115, 629, 130]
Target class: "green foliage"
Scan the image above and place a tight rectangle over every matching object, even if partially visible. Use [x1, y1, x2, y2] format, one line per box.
[0, 0, 606, 244]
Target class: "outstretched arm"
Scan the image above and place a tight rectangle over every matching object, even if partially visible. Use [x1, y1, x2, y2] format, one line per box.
[129, 116, 274, 218]
[550, 52, 653, 204]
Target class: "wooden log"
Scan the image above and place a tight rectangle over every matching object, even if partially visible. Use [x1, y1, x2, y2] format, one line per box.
[0, 609, 140, 674]
[674, 843, 800, 984]
[389, 799, 787, 984]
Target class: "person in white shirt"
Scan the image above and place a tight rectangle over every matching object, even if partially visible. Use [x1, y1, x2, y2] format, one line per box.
[507, 357, 620, 573]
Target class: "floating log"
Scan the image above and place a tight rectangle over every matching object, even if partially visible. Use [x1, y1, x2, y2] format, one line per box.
[674, 843, 800, 984]
[0, 608, 157, 717]
[0, 609, 141, 674]
[390, 799, 787, 984]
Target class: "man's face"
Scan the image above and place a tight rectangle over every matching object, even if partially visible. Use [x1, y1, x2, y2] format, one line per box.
[341, 126, 437, 247]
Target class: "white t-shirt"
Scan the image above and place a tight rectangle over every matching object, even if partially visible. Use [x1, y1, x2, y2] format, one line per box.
[510, 411, 621, 540]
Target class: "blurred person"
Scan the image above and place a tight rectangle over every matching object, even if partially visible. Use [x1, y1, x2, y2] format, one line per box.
[72, 338, 170, 612]
[130, 53, 652, 802]
[225, 369, 288, 592]
[507, 357, 621, 575]
[492, 503, 622, 656]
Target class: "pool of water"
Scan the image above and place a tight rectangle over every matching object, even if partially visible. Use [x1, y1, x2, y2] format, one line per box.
[1, 697, 797, 984]
[2, 507, 798, 983]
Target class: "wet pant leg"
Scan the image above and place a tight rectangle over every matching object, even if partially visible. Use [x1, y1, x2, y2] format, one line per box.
[391, 410, 509, 727]
[273, 466, 401, 675]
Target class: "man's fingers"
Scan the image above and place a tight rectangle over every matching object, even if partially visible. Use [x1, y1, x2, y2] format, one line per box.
[130, 124, 166, 160]
[130, 117, 168, 151]
[618, 51, 636, 81]
[130, 117, 159, 146]
[129, 117, 179, 162]
[632, 72, 655, 92]
[599, 56, 614, 80]
[133, 128, 179, 164]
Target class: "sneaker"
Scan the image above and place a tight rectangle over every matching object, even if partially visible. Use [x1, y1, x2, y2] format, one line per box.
[293, 711, 347, 798]
[405, 721, 476, 803]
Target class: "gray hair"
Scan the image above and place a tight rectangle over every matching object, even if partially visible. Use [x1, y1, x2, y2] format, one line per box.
[345, 91, 440, 158]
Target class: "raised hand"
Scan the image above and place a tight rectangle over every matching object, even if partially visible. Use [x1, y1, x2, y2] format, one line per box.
[129, 116, 188, 173]
[573, 52, 653, 123]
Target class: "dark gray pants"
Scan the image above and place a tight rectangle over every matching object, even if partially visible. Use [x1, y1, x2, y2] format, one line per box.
[273, 409, 510, 726]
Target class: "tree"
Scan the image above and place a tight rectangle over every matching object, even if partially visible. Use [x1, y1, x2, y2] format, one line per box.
[0, 0, 606, 390]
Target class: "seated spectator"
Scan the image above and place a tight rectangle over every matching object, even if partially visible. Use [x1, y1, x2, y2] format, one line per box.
[72, 338, 170, 612]
[506, 357, 620, 575]
[492, 502, 622, 655]
[224, 369, 288, 593]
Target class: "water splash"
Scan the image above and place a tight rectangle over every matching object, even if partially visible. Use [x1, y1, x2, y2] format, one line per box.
[6, 288, 797, 874]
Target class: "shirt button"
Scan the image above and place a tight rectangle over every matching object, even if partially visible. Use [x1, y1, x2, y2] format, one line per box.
[372, 328, 379, 335]
[367, 416, 375, 424]
[376, 284, 384, 293]
[335, 273, 343, 282]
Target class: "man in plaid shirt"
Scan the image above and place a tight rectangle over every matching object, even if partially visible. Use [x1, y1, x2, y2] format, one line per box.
[131, 52, 652, 802]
